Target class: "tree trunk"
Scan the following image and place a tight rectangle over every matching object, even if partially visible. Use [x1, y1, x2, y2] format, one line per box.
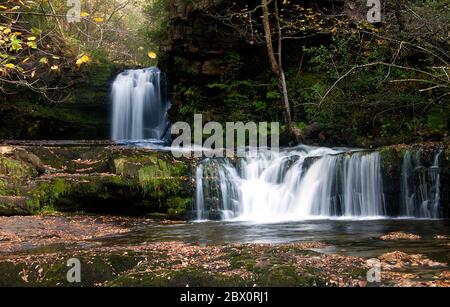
[261, 0, 292, 130]
[261, 0, 280, 76]
[274, 0, 292, 129]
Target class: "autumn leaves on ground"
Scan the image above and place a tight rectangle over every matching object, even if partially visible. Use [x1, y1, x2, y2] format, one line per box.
[0, 215, 448, 287]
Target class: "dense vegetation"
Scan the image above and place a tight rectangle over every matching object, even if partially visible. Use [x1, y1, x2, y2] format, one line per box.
[157, 0, 450, 146]
[0, 0, 449, 146]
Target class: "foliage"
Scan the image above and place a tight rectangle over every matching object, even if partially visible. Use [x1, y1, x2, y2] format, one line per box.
[143, 0, 170, 46]
[289, 18, 449, 145]
[0, 0, 156, 100]
[172, 51, 282, 123]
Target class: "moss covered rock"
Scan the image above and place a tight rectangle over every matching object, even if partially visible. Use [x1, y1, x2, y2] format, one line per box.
[0, 144, 194, 217]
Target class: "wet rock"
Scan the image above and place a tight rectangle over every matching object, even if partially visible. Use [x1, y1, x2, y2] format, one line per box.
[434, 235, 449, 240]
[0, 155, 38, 178]
[0, 196, 35, 216]
[12, 148, 45, 174]
[380, 232, 422, 241]
[0, 145, 194, 217]
[300, 123, 325, 145]
[379, 251, 447, 268]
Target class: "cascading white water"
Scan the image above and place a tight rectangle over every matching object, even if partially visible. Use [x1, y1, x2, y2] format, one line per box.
[111, 67, 170, 141]
[400, 150, 442, 218]
[195, 164, 205, 221]
[196, 146, 386, 222]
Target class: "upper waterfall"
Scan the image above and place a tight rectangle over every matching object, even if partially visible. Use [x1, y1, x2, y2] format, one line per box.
[111, 67, 171, 142]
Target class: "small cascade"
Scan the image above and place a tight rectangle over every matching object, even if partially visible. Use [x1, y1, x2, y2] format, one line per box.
[400, 150, 442, 218]
[195, 146, 386, 221]
[111, 67, 171, 141]
[195, 164, 205, 220]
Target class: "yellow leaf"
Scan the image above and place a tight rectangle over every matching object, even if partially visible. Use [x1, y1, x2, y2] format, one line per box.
[147, 51, 157, 59]
[27, 36, 36, 41]
[3, 28, 11, 35]
[81, 12, 90, 17]
[4, 63, 16, 69]
[75, 54, 90, 67]
[39, 57, 48, 64]
[93, 17, 104, 23]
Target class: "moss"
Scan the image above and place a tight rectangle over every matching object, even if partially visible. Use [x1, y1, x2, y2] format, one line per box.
[379, 146, 406, 175]
[30, 179, 70, 210]
[0, 146, 195, 217]
[138, 166, 183, 198]
[0, 156, 38, 178]
[229, 250, 257, 271]
[0, 196, 36, 215]
[109, 268, 249, 287]
[0, 178, 15, 196]
[254, 265, 325, 287]
[166, 197, 192, 218]
[0, 253, 144, 287]
[114, 152, 192, 200]
[147, 213, 170, 220]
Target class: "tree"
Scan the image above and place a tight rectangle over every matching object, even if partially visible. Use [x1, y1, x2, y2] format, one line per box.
[261, 0, 291, 129]
[0, 0, 153, 101]
[209, 0, 339, 134]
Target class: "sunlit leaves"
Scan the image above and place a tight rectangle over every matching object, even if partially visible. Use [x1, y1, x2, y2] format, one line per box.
[26, 41, 37, 49]
[9, 35, 23, 52]
[75, 54, 90, 67]
[147, 51, 157, 59]
[4, 63, 16, 69]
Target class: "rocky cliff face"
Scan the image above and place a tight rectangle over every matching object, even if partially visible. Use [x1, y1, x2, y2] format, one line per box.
[160, 0, 271, 123]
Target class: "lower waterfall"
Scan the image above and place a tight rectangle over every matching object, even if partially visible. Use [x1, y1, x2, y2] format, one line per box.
[194, 146, 444, 221]
[195, 146, 386, 222]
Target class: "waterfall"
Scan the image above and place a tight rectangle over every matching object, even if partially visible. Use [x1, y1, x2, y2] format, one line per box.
[111, 67, 171, 141]
[400, 150, 442, 218]
[195, 146, 386, 222]
[195, 164, 205, 220]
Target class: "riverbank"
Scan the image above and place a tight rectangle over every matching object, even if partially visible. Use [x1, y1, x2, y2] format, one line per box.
[0, 214, 449, 287]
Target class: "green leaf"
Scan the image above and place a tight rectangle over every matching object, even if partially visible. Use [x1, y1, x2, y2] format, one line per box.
[31, 27, 42, 36]
[26, 41, 37, 49]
